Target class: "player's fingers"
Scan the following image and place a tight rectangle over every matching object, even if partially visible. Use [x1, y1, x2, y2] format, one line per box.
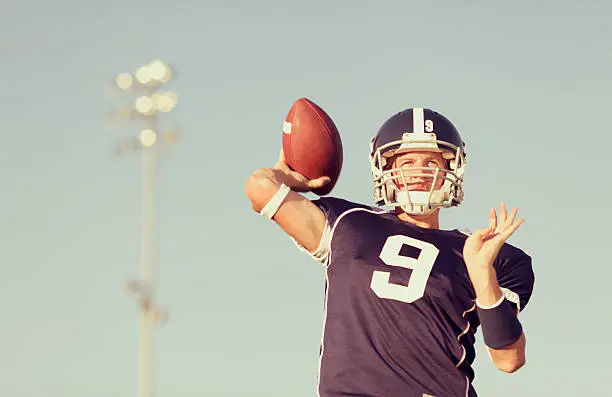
[276, 163, 291, 173]
[497, 202, 507, 227]
[488, 208, 497, 234]
[504, 207, 519, 229]
[308, 176, 331, 189]
[274, 151, 291, 172]
[500, 218, 524, 240]
[472, 227, 492, 240]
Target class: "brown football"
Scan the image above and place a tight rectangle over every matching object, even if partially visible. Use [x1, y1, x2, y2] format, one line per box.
[282, 97, 343, 196]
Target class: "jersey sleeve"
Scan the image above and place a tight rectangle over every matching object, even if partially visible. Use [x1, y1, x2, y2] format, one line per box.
[494, 247, 535, 313]
[291, 196, 357, 266]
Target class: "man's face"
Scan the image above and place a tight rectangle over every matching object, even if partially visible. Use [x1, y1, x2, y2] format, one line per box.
[387, 151, 447, 191]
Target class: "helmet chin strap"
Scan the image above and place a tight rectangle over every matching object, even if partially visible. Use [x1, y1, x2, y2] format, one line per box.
[396, 190, 446, 216]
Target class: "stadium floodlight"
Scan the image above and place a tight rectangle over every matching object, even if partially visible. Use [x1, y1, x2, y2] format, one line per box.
[107, 59, 179, 397]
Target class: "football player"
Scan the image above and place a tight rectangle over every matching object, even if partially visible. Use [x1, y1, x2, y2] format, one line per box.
[244, 107, 535, 397]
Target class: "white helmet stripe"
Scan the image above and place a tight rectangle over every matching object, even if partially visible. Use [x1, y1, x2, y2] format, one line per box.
[412, 107, 425, 135]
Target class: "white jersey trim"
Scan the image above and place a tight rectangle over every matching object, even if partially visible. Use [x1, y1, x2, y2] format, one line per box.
[455, 303, 476, 368]
[501, 287, 521, 312]
[291, 220, 332, 265]
[476, 294, 505, 310]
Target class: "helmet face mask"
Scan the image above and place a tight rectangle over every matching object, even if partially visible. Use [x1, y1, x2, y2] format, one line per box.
[369, 108, 467, 216]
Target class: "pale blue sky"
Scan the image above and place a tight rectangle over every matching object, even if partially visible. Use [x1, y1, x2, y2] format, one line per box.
[1, 1, 611, 396]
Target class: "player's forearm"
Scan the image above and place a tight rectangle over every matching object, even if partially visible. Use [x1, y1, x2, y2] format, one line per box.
[468, 268, 527, 373]
[467, 267, 504, 307]
[487, 332, 526, 373]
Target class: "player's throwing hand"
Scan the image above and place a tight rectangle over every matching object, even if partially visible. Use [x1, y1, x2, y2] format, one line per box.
[273, 149, 331, 193]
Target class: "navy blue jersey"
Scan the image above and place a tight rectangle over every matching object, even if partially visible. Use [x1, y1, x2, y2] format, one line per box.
[295, 197, 535, 397]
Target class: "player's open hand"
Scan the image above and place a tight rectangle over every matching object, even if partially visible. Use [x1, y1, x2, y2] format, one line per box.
[273, 149, 331, 193]
[463, 202, 524, 272]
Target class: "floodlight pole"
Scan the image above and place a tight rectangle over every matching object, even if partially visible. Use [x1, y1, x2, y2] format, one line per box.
[139, 139, 157, 397]
[108, 60, 179, 397]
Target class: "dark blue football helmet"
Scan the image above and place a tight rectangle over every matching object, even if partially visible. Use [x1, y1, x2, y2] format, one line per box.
[369, 107, 467, 215]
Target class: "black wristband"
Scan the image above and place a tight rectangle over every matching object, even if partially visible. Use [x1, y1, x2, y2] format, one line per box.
[477, 298, 523, 349]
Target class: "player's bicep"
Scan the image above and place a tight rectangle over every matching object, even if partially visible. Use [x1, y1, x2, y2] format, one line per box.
[272, 191, 327, 255]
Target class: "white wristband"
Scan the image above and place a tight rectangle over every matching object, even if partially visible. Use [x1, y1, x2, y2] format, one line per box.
[476, 294, 505, 310]
[260, 183, 291, 219]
